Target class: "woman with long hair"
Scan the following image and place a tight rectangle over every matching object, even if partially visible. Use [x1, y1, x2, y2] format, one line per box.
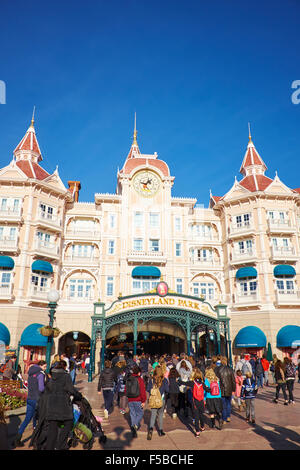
[146, 365, 169, 440]
[283, 357, 296, 404]
[273, 360, 288, 405]
[204, 367, 223, 429]
[167, 367, 180, 418]
[176, 359, 193, 417]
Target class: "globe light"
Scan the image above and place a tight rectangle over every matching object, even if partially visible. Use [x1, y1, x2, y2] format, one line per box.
[47, 289, 60, 303]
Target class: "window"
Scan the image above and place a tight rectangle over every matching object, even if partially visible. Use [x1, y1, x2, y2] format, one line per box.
[239, 279, 257, 296]
[106, 276, 114, 296]
[149, 239, 159, 252]
[149, 213, 159, 228]
[69, 279, 93, 299]
[108, 240, 115, 255]
[0, 198, 21, 214]
[276, 278, 294, 293]
[0, 272, 11, 288]
[192, 282, 215, 300]
[175, 243, 182, 257]
[236, 213, 250, 227]
[134, 212, 143, 228]
[40, 203, 54, 220]
[176, 278, 183, 294]
[133, 239, 143, 251]
[237, 239, 253, 254]
[174, 217, 181, 232]
[72, 244, 94, 258]
[109, 213, 116, 229]
[132, 280, 159, 294]
[31, 274, 49, 293]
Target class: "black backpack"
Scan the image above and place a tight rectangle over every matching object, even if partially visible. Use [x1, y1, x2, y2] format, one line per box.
[126, 375, 140, 398]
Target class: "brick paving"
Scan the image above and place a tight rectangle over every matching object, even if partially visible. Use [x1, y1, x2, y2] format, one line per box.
[9, 372, 300, 451]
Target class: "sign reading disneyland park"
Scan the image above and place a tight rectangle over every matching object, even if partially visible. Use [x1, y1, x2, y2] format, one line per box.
[104, 282, 218, 318]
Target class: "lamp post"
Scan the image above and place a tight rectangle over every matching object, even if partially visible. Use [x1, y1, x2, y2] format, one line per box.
[45, 289, 60, 373]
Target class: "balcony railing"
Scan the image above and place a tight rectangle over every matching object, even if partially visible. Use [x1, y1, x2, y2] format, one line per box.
[127, 250, 167, 263]
[231, 249, 257, 264]
[267, 219, 295, 232]
[65, 229, 100, 239]
[35, 241, 60, 258]
[30, 286, 49, 301]
[37, 211, 62, 229]
[271, 246, 297, 260]
[0, 208, 22, 220]
[275, 289, 300, 305]
[189, 257, 221, 267]
[0, 237, 18, 251]
[229, 221, 254, 237]
[0, 284, 13, 298]
[234, 291, 259, 306]
[65, 292, 94, 302]
[64, 255, 99, 265]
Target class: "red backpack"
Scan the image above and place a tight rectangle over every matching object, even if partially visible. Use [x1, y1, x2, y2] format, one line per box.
[192, 381, 204, 401]
[210, 380, 220, 396]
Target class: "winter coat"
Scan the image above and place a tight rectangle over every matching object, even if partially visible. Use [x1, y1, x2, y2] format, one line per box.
[255, 360, 264, 377]
[261, 358, 269, 372]
[45, 369, 82, 421]
[98, 367, 115, 391]
[241, 377, 258, 399]
[234, 375, 243, 398]
[215, 365, 236, 397]
[27, 364, 45, 401]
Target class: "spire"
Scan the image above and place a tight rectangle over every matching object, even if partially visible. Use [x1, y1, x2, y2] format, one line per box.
[13, 109, 42, 162]
[126, 112, 141, 159]
[239, 125, 267, 176]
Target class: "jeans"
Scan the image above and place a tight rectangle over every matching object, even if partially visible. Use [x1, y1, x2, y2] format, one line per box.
[192, 399, 205, 431]
[256, 374, 264, 388]
[103, 389, 114, 412]
[275, 382, 288, 401]
[286, 379, 295, 402]
[245, 399, 255, 420]
[128, 401, 144, 427]
[264, 370, 269, 385]
[222, 396, 232, 421]
[18, 399, 37, 435]
[149, 400, 165, 430]
[70, 369, 76, 384]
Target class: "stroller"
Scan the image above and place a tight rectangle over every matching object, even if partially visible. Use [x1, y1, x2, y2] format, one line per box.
[68, 396, 107, 450]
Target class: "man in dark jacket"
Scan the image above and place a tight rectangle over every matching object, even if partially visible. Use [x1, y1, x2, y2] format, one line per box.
[44, 360, 82, 450]
[215, 357, 236, 423]
[13, 360, 47, 447]
[255, 358, 264, 388]
[98, 360, 116, 418]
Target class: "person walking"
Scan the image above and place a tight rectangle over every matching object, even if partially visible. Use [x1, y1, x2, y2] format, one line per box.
[283, 357, 297, 404]
[204, 367, 223, 430]
[273, 360, 288, 405]
[2, 355, 16, 380]
[13, 360, 47, 447]
[215, 357, 236, 423]
[44, 360, 82, 450]
[146, 365, 169, 440]
[69, 353, 77, 385]
[125, 365, 146, 438]
[241, 371, 258, 424]
[255, 357, 264, 389]
[240, 354, 253, 378]
[98, 360, 116, 418]
[261, 356, 270, 386]
[176, 359, 193, 417]
[270, 354, 278, 384]
[116, 365, 128, 414]
[234, 369, 244, 411]
[167, 367, 180, 419]
[179, 368, 208, 436]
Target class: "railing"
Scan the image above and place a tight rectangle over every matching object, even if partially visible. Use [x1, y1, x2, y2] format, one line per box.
[271, 246, 296, 259]
[35, 241, 59, 256]
[234, 291, 259, 305]
[231, 249, 256, 261]
[0, 237, 18, 249]
[0, 208, 21, 219]
[64, 255, 99, 264]
[275, 290, 300, 304]
[65, 229, 100, 239]
[189, 257, 221, 266]
[0, 284, 12, 297]
[65, 292, 94, 302]
[38, 210, 61, 228]
[267, 219, 295, 231]
[230, 221, 254, 235]
[127, 250, 165, 258]
[30, 286, 49, 299]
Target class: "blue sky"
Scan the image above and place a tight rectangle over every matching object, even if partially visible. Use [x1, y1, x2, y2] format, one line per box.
[0, 0, 300, 205]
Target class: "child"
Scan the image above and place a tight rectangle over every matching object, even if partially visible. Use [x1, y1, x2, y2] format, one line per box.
[116, 368, 128, 414]
[204, 367, 223, 430]
[235, 370, 244, 411]
[179, 368, 208, 436]
[241, 371, 258, 424]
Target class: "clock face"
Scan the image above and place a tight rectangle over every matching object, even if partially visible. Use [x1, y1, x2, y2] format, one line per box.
[132, 171, 161, 197]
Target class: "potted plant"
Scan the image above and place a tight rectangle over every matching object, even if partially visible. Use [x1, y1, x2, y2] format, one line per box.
[39, 325, 53, 337]
[52, 327, 61, 338]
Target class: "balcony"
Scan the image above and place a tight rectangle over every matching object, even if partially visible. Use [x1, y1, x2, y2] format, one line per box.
[64, 255, 100, 266]
[189, 257, 221, 268]
[65, 229, 101, 240]
[0, 284, 13, 299]
[231, 249, 258, 265]
[34, 241, 60, 260]
[63, 292, 95, 303]
[270, 246, 298, 262]
[0, 237, 18, 253]
[267, 219, 296, 234]
[234, 291, 260, 307]
[127, 250, 167, 264]
[229, 222, 255, 239]
[37, 211, 62, 231]
[29, 286, 49, 303]
[0, 207, 22, 223]
[275, 290, 300, 306]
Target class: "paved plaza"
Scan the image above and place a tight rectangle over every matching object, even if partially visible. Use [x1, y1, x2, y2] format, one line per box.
[7, 372, 300, 451]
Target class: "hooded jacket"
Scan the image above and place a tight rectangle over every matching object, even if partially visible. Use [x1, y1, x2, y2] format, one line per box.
[27, 364, 45, 401]
[45, 368, 82, 421]
[98, 367, 115, 391]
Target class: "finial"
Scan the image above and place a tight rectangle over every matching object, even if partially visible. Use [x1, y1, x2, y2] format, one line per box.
[133, 112, 137, 145]
[30, 106, 36, 127]
[248, 122, 252, 142]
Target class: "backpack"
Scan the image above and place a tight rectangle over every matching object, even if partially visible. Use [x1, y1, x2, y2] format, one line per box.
[242, 362, 251, 376]
[125, 375, 140, 398]
[192, 381, 204, 401]
[210, 380, 220, 396]
[148, 385, 163, 409]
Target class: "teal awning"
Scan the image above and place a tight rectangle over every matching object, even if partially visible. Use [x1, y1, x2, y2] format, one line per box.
[20, 323, 48, 347]
[32, 260, 53, 274]
[235, 326, 267, 348]
[0, 322, 10, 346]
[236, 267, 257, 279]
[132, 266, 161, 278]
[0, 256, 14, 270]
[274, 265, 296, 277]
[276, 325, 300, 348]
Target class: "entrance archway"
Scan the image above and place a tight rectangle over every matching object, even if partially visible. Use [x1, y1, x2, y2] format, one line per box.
[58, 331, 90, 358]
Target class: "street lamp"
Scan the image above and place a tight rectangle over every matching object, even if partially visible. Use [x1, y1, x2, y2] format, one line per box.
[45, 289, 60, 373]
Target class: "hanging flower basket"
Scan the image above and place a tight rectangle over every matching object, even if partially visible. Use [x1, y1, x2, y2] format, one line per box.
[52, 327, 61, 338]
[39, 326, 53, 337]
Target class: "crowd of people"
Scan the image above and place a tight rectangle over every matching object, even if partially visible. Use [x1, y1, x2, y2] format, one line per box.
[97, 351, 300, 439]
[0, 348, 299, 450]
